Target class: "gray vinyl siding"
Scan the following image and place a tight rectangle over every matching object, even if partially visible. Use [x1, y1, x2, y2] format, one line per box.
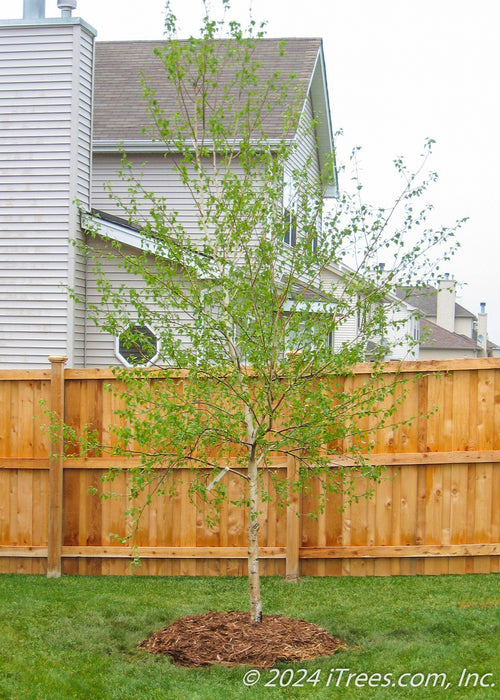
[88, 95, 335, 364]
[92, 153, 221, 245]
[332, 317, 358, 351]
[0, 21, 95, 368]
[288, 95, 321, 189]
[385, 309, 418, 361]
[92, 98, 320, 251]
[84, 237, 139, 367]
[455, 316, 474, 338]
[72, 249, 87, 367]
[84, 237, 192, 367]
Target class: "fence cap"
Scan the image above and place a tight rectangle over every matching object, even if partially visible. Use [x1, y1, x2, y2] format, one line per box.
[48, 355, 68, 363]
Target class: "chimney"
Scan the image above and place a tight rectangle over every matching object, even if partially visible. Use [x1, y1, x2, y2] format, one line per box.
[23, 0, 45, 18]
[477, 302, 488, 356]
[436, 276, 456, 333]
[1, 0, 95, 367]
[57, 1, 77, 18]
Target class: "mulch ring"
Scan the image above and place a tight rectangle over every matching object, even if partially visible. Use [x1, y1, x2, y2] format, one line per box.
[138, 610, 345, 668]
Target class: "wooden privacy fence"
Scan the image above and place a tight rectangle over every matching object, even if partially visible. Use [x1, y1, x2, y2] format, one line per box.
[0, 357, 499, 578]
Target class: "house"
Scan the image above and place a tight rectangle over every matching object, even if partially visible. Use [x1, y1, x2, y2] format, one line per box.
[0, 1, 94, 368]
[397, 277, 499, 359]
[85, 34, 346, 367]
[0, 1, 416, 368]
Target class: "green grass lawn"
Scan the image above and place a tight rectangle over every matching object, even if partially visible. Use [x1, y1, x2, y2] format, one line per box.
[0, 574, 498, 699]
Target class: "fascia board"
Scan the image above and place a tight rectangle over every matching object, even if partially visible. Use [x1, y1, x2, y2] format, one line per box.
[81, 212, 218, 279]
[81, 212, 162, 256]
[92, 138, 291, 154]
[308, 44, 338, 198]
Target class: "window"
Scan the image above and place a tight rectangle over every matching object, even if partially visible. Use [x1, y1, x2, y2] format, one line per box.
[284, 206, 297, 247]
[285, 321, 334, 355]
[307, 193, 321, 253]
[283, 171, 297, 247]
[115, 324, 160, 367]
[326, 330, 335, 351]
[413, 319, 420, 341]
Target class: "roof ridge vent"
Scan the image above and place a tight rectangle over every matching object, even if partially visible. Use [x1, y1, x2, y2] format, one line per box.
[57, 0, 77, 18]
[23, 0, 45, 19]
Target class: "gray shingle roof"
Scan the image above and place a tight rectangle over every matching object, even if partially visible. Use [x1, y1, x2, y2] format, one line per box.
[397, 286, 476, 319]
[93, 38, 322, 142]
[420, 320, 480, 350]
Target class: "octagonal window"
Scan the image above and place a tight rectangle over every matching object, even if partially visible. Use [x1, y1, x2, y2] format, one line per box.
[115, 324, 159, 367]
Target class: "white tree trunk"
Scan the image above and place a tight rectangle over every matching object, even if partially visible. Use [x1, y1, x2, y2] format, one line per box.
[247, 453, 262, 623]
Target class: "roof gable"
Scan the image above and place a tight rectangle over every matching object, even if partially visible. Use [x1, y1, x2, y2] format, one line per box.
[93, 38, 335, 188]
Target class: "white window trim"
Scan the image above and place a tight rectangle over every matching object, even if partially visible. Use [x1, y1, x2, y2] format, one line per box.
[283, 170, 298, 247]
[115, 323, 161, 368]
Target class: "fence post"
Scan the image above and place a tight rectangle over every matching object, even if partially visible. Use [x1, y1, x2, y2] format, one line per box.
[47, 355, 67, 578]
[286, 454, 300, 581]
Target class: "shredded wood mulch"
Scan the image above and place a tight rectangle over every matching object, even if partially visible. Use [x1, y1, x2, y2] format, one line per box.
[138, 610, 344, 668]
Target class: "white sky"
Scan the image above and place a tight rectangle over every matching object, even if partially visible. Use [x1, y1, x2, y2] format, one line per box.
[4, 0, 500, 341]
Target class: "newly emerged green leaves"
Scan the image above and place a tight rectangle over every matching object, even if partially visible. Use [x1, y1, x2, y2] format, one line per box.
[70, 1, 464, 622]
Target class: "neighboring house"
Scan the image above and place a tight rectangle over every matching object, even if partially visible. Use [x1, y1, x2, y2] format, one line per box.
[397, 277, 499, 359]
[0, 1, 416, 368]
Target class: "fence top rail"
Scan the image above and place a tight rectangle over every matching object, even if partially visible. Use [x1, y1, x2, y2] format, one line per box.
[0, 370, 51, 380]
[0, 357, 499, 381]
[323, 357, 500, 375]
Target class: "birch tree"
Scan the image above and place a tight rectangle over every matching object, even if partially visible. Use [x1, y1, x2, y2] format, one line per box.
[78, 1, 463, 623]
